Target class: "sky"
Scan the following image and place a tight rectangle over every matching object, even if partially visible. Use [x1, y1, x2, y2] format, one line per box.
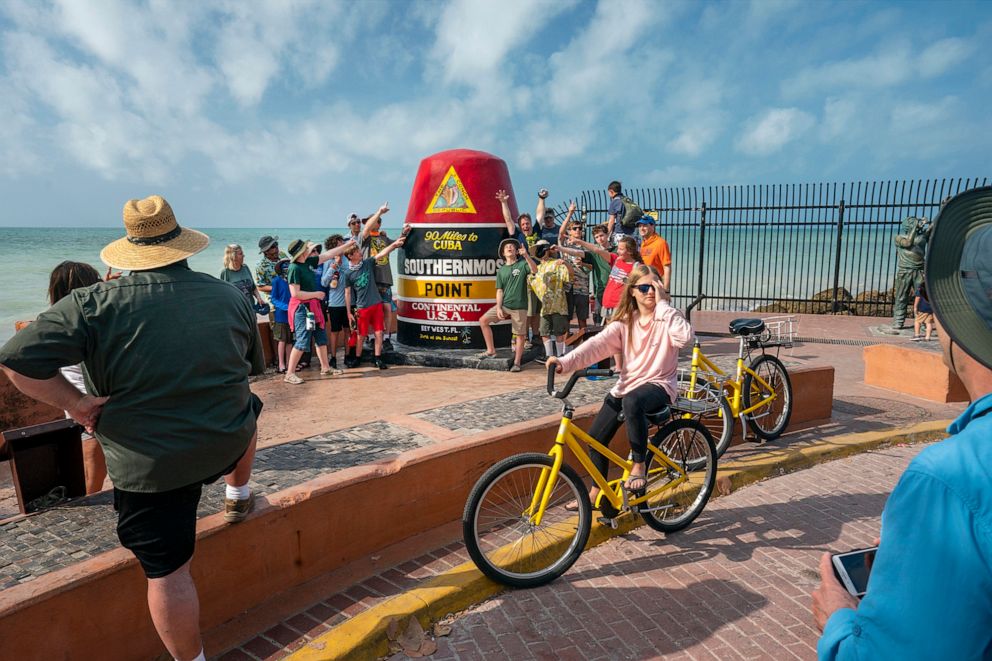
[0, 0, 988, 229]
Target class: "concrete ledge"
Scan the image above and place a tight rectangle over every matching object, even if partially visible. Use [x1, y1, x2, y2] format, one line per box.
[863, 344, 968, 403]
[0, 365, 834, 660]
[289, 418, 950, 661]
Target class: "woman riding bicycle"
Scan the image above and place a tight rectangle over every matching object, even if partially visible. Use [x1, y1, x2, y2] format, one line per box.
[548, 264, 693, 503]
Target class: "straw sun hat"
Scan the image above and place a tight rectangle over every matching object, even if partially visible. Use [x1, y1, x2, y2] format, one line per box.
[925, 186, 992, 369]
[100, 195, 209, 270]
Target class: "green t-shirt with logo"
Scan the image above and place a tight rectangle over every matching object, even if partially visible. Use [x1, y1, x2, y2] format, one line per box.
[288, 256, 319, 293]
[496, 259, 531, 310]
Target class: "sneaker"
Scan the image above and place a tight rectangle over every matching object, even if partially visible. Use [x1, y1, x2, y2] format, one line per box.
[330, 357, 338, 369]
[284, 373, 304, 385]
[524, 340, 534, 350]
[224, 488, 255, 523]
[374, 358, 388, 370]
[510, 364, 522, 373]
[320, 368, 343, 376]
[382, 338, 394, 352]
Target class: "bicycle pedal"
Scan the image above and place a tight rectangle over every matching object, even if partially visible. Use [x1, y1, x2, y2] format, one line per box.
[597, 516, 619, 529]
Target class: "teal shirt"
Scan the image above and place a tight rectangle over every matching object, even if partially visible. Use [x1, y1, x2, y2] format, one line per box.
[0, 261, 265, 492]
[819, 393, 992, 660]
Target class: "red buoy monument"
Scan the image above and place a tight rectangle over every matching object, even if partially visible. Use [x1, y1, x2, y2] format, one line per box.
[397, 149, 519, 349]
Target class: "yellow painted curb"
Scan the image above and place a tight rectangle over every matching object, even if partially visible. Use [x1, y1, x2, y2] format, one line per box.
[288, 419, 951, 661]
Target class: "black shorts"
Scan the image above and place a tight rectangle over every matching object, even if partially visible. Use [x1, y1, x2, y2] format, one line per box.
[114, 483, 203, 579]
[327, 306, 348, 332]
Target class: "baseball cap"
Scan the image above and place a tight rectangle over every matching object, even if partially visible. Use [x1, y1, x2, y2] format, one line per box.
[925, 186, 992, 369]
[635, 217, 655, 225]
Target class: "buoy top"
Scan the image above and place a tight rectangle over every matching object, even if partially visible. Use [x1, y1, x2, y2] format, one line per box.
[405, 148, 519, 225]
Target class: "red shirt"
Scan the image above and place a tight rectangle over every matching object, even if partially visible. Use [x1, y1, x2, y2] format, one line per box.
[602, 255, 637, 309]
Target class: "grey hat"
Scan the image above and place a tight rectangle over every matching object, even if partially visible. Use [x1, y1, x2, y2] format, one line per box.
[258, 235, 278, 252]
[925, 186, 992, 370]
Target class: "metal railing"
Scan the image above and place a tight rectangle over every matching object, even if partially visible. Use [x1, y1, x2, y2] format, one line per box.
[555, 178, 989, 316]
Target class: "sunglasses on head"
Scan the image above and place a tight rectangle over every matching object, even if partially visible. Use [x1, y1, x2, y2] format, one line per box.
[633, 284, 654, 294]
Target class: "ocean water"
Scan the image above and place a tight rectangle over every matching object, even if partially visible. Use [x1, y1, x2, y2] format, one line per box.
[0, 227, 351, 345]
[0, 224, 899, 346]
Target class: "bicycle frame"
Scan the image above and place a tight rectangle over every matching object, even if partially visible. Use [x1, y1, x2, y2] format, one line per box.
[686, 338, 779, 418]
[526, 413, 688, 526]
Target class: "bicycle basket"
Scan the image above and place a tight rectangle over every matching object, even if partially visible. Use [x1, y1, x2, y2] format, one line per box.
[675, 368, 724, 414]
[760, 315, 798, 348]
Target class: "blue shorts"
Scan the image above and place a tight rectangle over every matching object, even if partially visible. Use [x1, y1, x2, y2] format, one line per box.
[293, 304, 328, 351]
[378, 285, 393, 305]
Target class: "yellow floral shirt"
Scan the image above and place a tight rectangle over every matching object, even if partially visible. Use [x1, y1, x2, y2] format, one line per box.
[530, 260, 571, 316]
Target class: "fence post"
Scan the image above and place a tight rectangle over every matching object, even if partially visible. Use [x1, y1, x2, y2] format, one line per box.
[831, 199, 845, 313]
[686, 201, 706, 323]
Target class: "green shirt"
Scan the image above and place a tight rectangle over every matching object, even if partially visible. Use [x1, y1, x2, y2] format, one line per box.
[287, 256, 319, 293]
[495, 260, 530, 310]
[0, 262, 265, 492]
[583, 251, 611, 303]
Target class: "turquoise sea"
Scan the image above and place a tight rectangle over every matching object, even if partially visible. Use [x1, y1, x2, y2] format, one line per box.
[0, 227, 352, 345]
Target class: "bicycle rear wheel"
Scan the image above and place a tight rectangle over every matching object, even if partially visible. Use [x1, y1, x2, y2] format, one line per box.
[743, 355, 793, 440]
[677, 373, 733, 460]
[463, 453, 591, 588]
[640, 419, 717, 533]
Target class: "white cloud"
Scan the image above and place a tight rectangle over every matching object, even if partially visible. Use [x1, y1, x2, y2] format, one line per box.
[918, 37, 974, 78]
[820, 97, 857, 140]
[736, 107, 814, 155]
[665, 79, 725, 157]
[782, 45, 914, 97]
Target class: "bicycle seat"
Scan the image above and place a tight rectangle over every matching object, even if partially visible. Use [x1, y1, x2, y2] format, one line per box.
[729, 318, 766, 336]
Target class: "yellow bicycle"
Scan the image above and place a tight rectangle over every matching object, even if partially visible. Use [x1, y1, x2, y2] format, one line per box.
[681, 317, 795, 456]
[463, 368, 717, 588]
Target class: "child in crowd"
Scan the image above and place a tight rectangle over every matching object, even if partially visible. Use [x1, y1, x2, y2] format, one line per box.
[319, 234, 349, 370]
[557, 202, 593, 339]
[47, 261, 108, 494]
[344, 235, 407, 369]
[913, 282, 934, 341]
[479, 238, 531, 371]
[584, 224, 614, 324]
[522, 240, 571, 360]
[270, 260, 291, 373]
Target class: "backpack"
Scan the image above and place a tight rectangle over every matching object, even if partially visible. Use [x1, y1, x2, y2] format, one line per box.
[619, 195, 644, 229]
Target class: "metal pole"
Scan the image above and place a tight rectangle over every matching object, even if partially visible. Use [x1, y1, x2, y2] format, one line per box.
[686, 201, 706, 323]
[831, 199, 845, 313]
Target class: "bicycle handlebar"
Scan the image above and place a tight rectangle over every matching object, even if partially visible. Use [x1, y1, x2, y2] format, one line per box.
[546, 365, 614, 399]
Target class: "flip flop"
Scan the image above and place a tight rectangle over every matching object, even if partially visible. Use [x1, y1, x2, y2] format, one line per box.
[625, 474, 647, 493]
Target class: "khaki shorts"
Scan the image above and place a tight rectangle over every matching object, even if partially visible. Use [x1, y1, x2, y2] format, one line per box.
[481, 306, 528, 337]
[915, 311, 934, 326]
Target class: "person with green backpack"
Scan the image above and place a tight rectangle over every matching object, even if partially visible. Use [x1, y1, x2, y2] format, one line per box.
[606, 180, 644, 245]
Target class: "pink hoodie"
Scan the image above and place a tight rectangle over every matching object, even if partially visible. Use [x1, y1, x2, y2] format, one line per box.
[557, 300, 693, 399]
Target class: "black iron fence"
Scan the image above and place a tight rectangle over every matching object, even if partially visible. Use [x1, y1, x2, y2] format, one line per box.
[556, 178, 989, 316]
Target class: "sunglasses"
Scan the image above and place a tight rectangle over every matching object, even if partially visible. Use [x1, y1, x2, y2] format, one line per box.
[633, 284, 654, 294]
[348, 221, 360, 226]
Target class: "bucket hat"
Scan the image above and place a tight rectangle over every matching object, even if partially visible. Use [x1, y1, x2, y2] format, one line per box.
[100, 195, 209, 270]
[925, 186, 992, 369]
[498, 238, 520, 258]
[258, 235, 278, 252]
[287, 239, 317, 261]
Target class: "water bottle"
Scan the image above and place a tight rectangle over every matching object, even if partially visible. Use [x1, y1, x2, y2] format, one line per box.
[305, 308, 316, 331]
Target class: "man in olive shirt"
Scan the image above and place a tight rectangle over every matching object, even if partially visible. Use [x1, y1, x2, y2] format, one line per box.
[0, 196, 264, 661]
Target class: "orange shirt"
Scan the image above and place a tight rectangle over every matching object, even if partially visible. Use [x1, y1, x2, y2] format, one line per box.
[640, 233, 671, 273]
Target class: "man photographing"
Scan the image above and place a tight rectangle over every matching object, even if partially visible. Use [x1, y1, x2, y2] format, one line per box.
[811, 187, 992, 658]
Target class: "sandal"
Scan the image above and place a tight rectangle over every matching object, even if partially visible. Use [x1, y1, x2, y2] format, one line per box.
[276, 367, 287, 374]
[625, 473, 647, 494]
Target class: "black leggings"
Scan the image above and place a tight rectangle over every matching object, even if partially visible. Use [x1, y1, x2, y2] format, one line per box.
[587, 383, 671, 478]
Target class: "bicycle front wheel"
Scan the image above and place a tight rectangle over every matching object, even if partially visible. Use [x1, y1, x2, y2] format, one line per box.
[463, 453, 591, 588]
[677, 373, 734, 460]
[641, 419, 717, 533]
[743, 355, 793, 440]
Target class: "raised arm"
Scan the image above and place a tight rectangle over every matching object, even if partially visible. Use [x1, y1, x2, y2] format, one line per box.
[558, 200, 577, 244]
[496, 190, 516, 237]
[361, 203, 389, 242]
[519, 246, 538, 272]
[375, 236, 407, 261]
[317, 238, 358, 265]
[570, 236, 611, 261]
[536, 189, 547, 223]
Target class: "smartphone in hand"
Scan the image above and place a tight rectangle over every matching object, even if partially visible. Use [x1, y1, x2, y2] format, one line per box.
[831, 547, 878, 598]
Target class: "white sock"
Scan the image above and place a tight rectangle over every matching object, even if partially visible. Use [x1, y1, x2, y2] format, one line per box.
[555, 337, 565, 356]
[178, 651, 205, 661]
[561, 340, 571, 356]
[543, 339, 554, 356]
[225, 484, 250, 501]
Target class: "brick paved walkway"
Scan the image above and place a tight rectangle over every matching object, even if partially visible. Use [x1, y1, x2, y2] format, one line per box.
[216, 440, 928, 660]
[418, 443, 926, 661]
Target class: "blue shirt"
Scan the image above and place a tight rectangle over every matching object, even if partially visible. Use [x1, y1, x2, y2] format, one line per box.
[270, 275, 290, 324]
[819, 393, 992, 660]
[320, 259, 348, 308]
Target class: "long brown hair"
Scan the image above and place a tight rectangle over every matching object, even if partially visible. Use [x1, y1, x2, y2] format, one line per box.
[610, 264, 662, 351]
[48, 261, 101, 305]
